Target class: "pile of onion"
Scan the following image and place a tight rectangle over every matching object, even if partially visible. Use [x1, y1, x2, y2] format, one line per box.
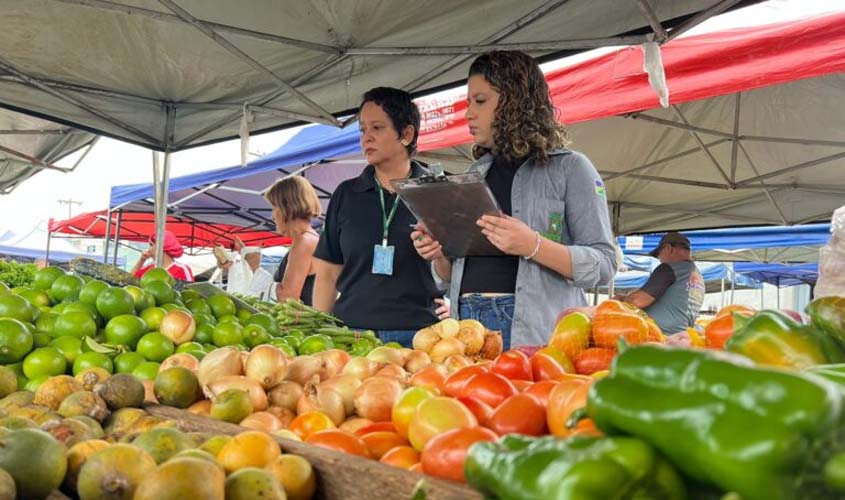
[412, 319, 500, 362]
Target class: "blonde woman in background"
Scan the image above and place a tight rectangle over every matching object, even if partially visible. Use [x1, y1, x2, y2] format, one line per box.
[265, 176, 321, 305]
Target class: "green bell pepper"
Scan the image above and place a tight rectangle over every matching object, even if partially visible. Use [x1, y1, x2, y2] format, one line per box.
[588, 344, 845, 500]
[806, 296, 845, 342]
[725, 310, 845, 369]
[464, 434, 686, 500]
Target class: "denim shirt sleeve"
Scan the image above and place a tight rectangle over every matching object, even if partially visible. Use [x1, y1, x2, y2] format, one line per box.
[562, 152, 617, 288]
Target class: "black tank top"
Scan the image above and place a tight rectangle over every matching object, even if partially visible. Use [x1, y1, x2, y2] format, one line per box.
[275, 253, 315, 306]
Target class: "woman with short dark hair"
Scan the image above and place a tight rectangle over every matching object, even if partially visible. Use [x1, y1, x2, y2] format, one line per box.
[313, 87, 440, 346]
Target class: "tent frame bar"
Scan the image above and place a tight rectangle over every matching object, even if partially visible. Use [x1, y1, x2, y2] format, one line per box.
[0, 144, 69, 173]
[0, 129, 85, 135]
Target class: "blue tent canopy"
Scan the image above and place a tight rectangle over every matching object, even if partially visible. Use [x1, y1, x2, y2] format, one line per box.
[109, 124, 364, 230]
[733, 262, 818, 287]
[613, 261, 761, 293]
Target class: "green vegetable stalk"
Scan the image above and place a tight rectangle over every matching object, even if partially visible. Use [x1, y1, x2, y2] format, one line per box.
[465, 434, 686, 500]
[588, 344, 845, 500]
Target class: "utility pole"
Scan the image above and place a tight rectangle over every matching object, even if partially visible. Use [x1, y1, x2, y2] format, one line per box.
[57, 198, 82, 219]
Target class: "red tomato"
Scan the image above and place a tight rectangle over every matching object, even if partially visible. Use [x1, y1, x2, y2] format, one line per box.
[421, 426, 498, 482]
[443, 365, 489, 397]
[409, 462, 423, 473]
[523, 380, 558, 408]
[459, 372, 518, 409]
[487, 393, 546, 436]
[573, 348, 616, 375]
[511, 379, 533, 392]
[380, 445, 420, 469]
[353, 422, 396, 437]
[305, 429, 370, 458]
[546, 378, 598, 437]
[408, 365, 448, 393]
[491, 350, 533, 381]
[531, 352, 568, 381]
[288, 410, 336, 439]
[457, 396, 494, 425]
[361, 431, 409, 459]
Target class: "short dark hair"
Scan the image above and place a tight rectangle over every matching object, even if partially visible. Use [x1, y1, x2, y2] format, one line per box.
[360, 87, 421, 156]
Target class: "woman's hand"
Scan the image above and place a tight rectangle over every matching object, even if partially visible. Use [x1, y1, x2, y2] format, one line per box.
[140, 247, 154, 261]
[411, 225, 445, 262]
[477, 214, 536, 257]
[434, 297, 450, 320]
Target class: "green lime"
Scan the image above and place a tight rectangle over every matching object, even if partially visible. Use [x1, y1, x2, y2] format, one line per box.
[206, 295, 236, 319]
[236, 308, 252, 323]
[186, 299, 212, 316]
[72, 351, 114, 376]
[242, 324, 270, 349]
[63, 302, 101, 324]
[179, 289, 202, 303]
[140, 306, 167, 331]
[269, 338, 296, 357]
[161, 303, 189, 313]
[212, 322, 243, 347]
[140, 267, 175, 287]
[280, 335, 301, 350]
[193, 313, 216, 327]
[136, 332, 175, 362]
[285, 329, 306, 344]
[34, 312, 58, 335]
[132, 361, 161, 381]
[176, 342, 204, 354]
[49, 336, 83, 364]
[0, 318, 34, 363]
[53, 311, 98, 339]
[194, 323, 214, 344]
[123, 285, 154, 313]
[25, 374, 48, 392]
[32, 333, 51, 348]
[0, 294, 35, 323]
[22, 347, 67, 378]
[216, 314, 239, 325]
[16, 288, 51, 309]
[104, 315, 148, 349]
[245, 313, 279, 337]
[95, 287, 136, 320]
[114, 351, 146, 374]
[297, 334, 334, 355]
[78, 279, 109, 306]
[32, 266, 66, 291]
[50, 274, 84, 302]
[50, 303, 67, 315]
[142, 280, 176, 306]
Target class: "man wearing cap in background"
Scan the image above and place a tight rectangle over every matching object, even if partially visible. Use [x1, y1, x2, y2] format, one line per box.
[132, 230, 194, 282]
[615, 232, 705, 335]
[219, 239, 275, 300]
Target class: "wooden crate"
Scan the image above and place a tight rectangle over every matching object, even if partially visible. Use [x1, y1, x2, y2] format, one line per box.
[146, 404, 483, 500]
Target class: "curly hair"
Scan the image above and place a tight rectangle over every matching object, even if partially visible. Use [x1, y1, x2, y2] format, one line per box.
[468, 51, 569, 165]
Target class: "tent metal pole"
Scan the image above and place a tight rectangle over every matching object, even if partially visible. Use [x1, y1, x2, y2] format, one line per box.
[112, 210, 123, 266]
[776, 278, 781, 309]
[760, 285, 764, 309]
[736, 142, 789, 224]
[720, 278, 725, 309]
[603, 138, 731, 182]
[730, 92, 741, 183]
[103, 208, 112, 261]
[153, 151, 165, 266]
[45, 230, 52, 263]
[736, 151, 845, 186]
[671, 106, 732, 187]
[730, 262, 736, 304]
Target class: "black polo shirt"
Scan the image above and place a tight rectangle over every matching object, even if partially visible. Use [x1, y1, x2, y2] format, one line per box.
[314, 163, 440, 330]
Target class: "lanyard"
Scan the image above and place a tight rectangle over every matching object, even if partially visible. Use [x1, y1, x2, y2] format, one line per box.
[374, 176, 400, 247]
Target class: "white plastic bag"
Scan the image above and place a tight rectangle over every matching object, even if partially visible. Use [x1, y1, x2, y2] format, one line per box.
[815, 205, 845, 298]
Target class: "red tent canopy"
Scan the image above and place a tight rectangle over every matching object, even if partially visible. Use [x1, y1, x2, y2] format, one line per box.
[49, 210, 290, 249]
[417, 13, 845, 151]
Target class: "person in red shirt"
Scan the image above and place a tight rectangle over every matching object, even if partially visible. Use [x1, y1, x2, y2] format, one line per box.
[131, 230, 194, 282]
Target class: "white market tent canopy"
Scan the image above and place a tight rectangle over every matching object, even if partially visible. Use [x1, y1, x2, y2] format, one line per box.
[0, 108, 97, 193]
[0, 0, 755, 151]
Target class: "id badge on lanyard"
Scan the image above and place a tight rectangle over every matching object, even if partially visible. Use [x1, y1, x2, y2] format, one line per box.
[372, 178, 400, 275]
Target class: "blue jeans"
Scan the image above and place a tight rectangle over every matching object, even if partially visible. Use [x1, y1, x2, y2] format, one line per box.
[458, 294, 514, 350]
[375, 330, 417, 348]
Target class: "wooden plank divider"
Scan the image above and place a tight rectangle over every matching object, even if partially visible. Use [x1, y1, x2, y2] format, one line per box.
[145, 404, 483, 500]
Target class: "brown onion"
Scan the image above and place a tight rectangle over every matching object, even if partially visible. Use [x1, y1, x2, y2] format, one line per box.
[413, 327, 440, 352]
[316, 349, 351, 379]
[284, 355, 325, 385]
[339, 417, 374, 434]
[267, 381, 303, 412]
[479, 332, 504, 360]
[431, 318, 460, 339]
[297, 381, 345, 425]
[443, 354, 472, 374]
[266, 406, 296, 428]
[160, 353, 200, 374]
[341, 357, 381, 380]
[375, 364, 409, 385]
[367, 346, 404, 366]
[198, 347, 243, 397]
[207, 375, 268, 411]
[404, 350, 431, 373]
[142, 379, 157, 404]
[319, 375, 362, 416]
[240, 411, 283, 432]
[245, 345, 288, 389]
[353, 377, 403, 422]
[430, 337, 465, 363]
[159, 310, 196, 345]
[457, 319, 486, 355]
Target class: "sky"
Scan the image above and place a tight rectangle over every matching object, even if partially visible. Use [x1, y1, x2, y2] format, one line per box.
[0, 0, 841, 237]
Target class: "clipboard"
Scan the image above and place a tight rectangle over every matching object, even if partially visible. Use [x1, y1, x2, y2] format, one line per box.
[392, 171, 504, 258]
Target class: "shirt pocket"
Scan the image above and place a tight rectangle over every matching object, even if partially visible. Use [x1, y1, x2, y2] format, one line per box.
[536, 199, 568, 244]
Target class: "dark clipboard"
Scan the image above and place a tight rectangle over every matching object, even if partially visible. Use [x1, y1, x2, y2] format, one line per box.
[392, 171, 504, 258]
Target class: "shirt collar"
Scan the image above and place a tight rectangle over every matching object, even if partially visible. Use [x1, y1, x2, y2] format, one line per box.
[352, 161, 429, 193]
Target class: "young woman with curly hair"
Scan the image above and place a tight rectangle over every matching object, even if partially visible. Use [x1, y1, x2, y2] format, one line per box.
[412, 50, 617, 349]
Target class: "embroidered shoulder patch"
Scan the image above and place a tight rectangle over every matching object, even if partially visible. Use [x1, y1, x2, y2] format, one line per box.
[595, 179, 606, 197]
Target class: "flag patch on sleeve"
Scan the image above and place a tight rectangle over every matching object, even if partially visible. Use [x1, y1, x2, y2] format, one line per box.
[595, 179, 606, 196]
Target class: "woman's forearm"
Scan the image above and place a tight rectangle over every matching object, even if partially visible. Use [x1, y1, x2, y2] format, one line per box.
[531, 238, 574, 279]
[312, 262, 340, 312]
[433, 257, 452, 282]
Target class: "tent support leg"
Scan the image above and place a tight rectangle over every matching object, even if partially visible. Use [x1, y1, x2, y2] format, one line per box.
[45, 230, 52, 263]
[760, 286, 764, 309]
[112, 210, 123, 266]
[152, 151, 172, 267]
[720, 278, 725, 309]
[730, 262, 736, 304]
[103, 208, 112, 262]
